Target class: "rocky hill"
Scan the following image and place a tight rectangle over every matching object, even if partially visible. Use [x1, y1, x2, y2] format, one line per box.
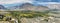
[8, 3, 49, 11]
[0, 5, 8, 11]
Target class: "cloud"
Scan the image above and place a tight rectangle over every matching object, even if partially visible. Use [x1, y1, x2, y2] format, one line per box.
[37, 2, 60, 4]
[1, 0, 60, 8]
[0, 0, 32, 4]
[0, 0, 60, 4]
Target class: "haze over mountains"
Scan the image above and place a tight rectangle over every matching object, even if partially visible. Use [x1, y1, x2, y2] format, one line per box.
[0, 3, 60, 11]
[0, 3, 49, 11]
[34, 0, 60, 2]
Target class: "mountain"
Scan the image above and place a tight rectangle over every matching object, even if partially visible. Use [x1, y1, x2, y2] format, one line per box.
[7, 3, 49, 11]
[34, 0, 59, 2]
[0, 5, 8, 11]
[0, 5, 7, 10]
[19, 3, 49, 11]
[0, 5, 5, 9]
[47, 4, 60, 9]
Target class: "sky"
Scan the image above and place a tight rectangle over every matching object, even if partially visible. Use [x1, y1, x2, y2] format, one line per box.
[0, 0, 60, 7]
[34, 0, 60, 2]
[0, 0, 32, 4]
[0, 0, 60, 4]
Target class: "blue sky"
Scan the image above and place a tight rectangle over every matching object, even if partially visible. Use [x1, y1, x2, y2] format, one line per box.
[0, 0, 60, 4]
[0, 0, 60, 7]
[34, 0, 60, 2]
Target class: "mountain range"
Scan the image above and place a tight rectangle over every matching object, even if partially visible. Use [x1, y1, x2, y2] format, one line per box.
[6, 3, 49, 11]
[0, 3, 60, 11]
